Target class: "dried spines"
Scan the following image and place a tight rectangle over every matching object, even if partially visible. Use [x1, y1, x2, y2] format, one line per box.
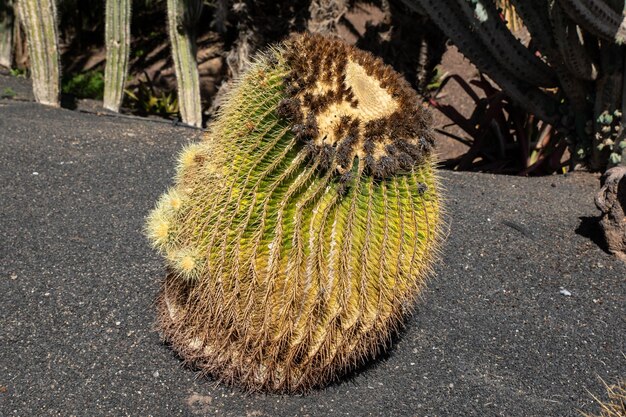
[148, 35, 442, 393]
[584, 377, 626, 417]
[156, 163, 440, 393]
[280, 33, 434, 179]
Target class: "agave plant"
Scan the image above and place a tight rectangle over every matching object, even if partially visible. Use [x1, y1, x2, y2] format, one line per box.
[146, 33, 443, 393]
[403, 0, 626, 170]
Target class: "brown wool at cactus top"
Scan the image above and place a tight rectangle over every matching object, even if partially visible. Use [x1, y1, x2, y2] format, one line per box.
[279, 33, 435, 179]
[147, 32, 444, 393]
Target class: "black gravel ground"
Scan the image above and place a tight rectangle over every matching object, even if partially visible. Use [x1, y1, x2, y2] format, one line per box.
[1, 90, 625, 416]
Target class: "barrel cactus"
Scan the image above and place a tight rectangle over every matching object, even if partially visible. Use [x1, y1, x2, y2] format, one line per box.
[146, 33, 443, 393]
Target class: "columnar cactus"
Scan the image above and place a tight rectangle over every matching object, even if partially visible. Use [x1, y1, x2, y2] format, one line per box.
[17, 0, 60, 107]
[166, 0, 203, 127]
[0, 0, 14, 69]
[147, 34, 443, 393]
[403, 0, 626, 169]
[103, 0, 131, 112]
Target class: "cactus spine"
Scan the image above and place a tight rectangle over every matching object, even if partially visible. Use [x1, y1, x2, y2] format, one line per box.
[103, 0, 131, 112]
[0, 0, 14, 68]
[17, 0, 60, 107]
[147, 34, 443, 393]
[166, 0, 203, 127]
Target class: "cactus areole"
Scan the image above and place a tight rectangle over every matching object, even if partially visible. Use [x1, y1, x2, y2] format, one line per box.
[147, 33, 443, 393]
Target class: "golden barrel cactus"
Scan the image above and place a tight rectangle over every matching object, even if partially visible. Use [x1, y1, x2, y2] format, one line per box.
[146, 33, 443, 393]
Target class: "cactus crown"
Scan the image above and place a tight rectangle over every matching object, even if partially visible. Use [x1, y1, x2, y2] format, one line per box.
[279, 33, 434, 179]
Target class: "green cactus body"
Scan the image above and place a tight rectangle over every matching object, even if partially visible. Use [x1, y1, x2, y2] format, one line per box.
[147, 34, 443, 393]
[17, 0, 59, 107]
[103, 0, 131, 112]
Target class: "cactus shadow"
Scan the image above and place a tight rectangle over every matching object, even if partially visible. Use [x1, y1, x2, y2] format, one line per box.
[576, 216, 610, 254]
[60, 93, 78, 110]
[325, 326, 407, 391]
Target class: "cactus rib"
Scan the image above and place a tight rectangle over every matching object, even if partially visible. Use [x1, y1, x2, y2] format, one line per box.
[510, 0, 559, 62]
[148, 34, 443, 392]
[103, 0, 131, 112]
[557, 0, 626, 44]
[619, 51, 626, 165]
[453, 0, 557, 88]
[402, 0, 560, 124]
[167, 0, 203, 127]
[511, 0, 591, 113]
[17, 0, 60, 107]
[551, 2, 599, 81]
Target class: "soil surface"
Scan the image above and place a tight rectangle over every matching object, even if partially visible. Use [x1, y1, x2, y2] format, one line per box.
[1, 74, 625, 417]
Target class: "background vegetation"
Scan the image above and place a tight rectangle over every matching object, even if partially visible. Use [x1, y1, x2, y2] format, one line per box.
[1, 0, 625, 174]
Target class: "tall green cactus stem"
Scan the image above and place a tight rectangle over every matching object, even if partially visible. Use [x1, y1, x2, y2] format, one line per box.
[401, 0, 560, 124]
[550, 2, 598, 81]
[407, 0, 626, 169]
[511, 0, 590, 113]
[558, 0, 626, 44]
[619, 51, 626, 166]
[17, 0, 60, 107]
[147, 34, 443, 393]
[0, 0, 14, 68]
[592, 46, 625, 169]
[103, 0, 131, 112]
[167, 0, 203, 127]
[456, 0, 557, 87]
